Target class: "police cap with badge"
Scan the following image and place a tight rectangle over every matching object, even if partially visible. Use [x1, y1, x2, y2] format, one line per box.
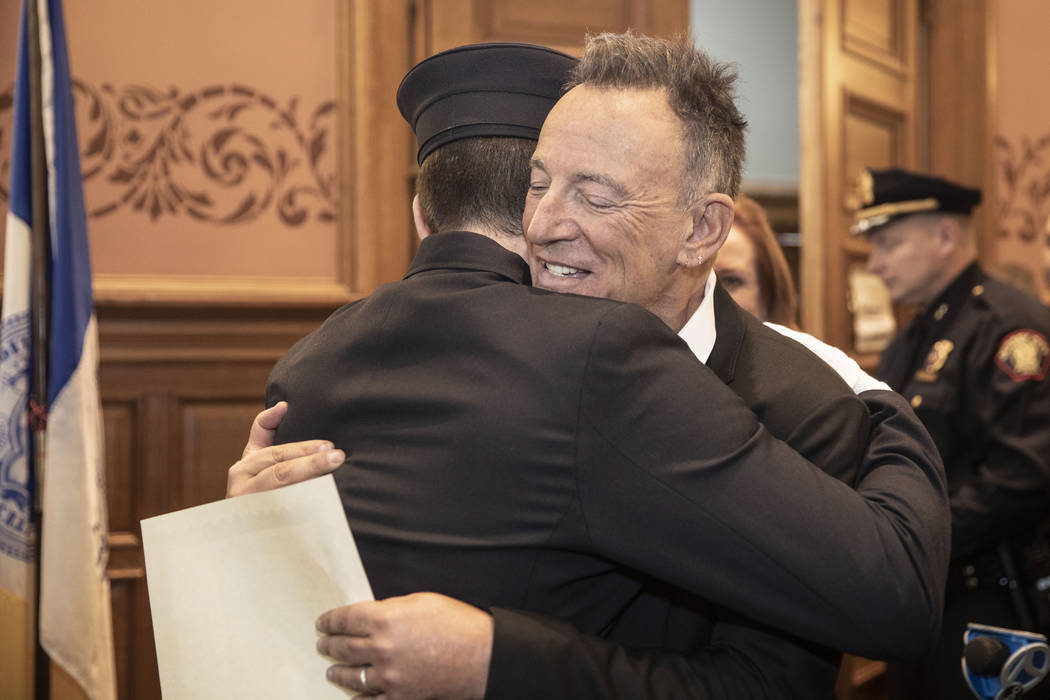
[397, 42, 577, 165]
[851, 167, 983, 235]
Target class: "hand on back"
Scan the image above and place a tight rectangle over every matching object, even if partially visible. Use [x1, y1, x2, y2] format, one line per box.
[226, 401, 345, 497]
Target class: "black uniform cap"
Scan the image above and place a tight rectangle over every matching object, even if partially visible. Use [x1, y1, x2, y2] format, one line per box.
[851, 167, 982, 235]
[397, 42, 577, 165]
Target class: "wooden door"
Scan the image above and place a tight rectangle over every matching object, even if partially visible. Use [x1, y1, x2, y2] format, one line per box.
[799, 0, 922, 364]
[413, 0, 687, 59]
[799, 0, 995, 364]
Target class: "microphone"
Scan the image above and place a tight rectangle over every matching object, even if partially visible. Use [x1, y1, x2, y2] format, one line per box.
[962, 623, 1050, 700]
[967, 635, 1012, 675]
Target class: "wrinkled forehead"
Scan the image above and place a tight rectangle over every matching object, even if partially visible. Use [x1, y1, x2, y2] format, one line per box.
[543, 84, 678, 132]
[535, 85, 687, 182]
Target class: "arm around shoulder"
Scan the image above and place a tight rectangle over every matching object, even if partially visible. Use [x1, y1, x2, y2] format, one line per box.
[575, 306, 949, 658]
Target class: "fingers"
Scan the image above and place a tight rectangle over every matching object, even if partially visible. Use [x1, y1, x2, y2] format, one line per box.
[316, 601, 379, 636]
[317, 630, 374, 665]
[256, 444, 346, 491]
[317, 595, 492, 699]
[326, 664, 382, 697]
[227, 440, 345, 497]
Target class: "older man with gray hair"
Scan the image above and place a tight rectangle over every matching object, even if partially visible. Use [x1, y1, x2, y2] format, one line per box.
[231, 35, 949, 700]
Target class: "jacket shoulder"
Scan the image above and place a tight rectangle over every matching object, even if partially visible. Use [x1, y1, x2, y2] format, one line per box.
[975, 276, 1050, 333]
[744, 317, 857, 398]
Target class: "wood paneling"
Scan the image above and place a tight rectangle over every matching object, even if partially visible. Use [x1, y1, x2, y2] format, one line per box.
[800, 0, 919, 353]
[802, 0, 994, 366]
[842, 92, 906, 189]
[180, 401, 267, 506]
[925, 0, 996, 262]
[341, 0, 416, 294]
[484, 0, 633, 39]
[96, 303, 334, 699]
[843, 0, 908, 72]
[418, 0, 686, 57]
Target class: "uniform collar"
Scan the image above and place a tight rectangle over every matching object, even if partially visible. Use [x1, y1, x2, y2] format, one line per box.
[404, 231, 532, 286]
[919, 261, 984, 327]
[677, 271, 718, 363]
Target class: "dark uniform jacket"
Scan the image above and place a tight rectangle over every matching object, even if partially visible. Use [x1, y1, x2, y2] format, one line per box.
[267, 231, 949, 661]
[878, 262, 1050, 699]
[878, 263, 1050, 560]
[483, 284, 874, 699]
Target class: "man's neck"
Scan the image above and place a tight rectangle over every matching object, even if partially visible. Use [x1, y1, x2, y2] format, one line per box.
[919, 254, 977, 308]
[651, 267, 711, 333]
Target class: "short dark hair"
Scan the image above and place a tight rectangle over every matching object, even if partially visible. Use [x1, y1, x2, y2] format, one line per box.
[417, 137, 535, 237]
[569, 32, 747, 201]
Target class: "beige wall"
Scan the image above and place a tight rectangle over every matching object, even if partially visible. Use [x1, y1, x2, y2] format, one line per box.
[1, 0, 341, 294]
[995, 0, 1050, 305]
[0, 4, 353, 696]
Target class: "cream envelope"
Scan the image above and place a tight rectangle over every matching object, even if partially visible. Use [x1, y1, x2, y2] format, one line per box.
[142, 475, 371, 698]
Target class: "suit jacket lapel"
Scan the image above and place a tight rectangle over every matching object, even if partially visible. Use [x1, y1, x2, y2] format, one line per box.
[706, 282, 746, 386]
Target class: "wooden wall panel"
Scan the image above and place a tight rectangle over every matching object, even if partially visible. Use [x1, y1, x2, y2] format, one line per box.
[842, 0, 907, 71]
[926, 0, 996, 263]
[179, 401, 266, 506]
[419, 0, 686, 57]
[842, 94, 904, 189]
[800, 0, 919, 360]
[482, 0, 632, 44]
[103, 403, 137, 534]
[94, 304, 333, 700]
[803, 0, 995, 365]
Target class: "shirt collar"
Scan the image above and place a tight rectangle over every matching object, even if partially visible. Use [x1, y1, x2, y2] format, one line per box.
[918, 261, 983, 325]
[677, 271, 718, 363]
[405, 231, 532, 286]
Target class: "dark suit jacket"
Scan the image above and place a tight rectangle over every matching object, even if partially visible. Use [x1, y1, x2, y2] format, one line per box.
[483, 284, 870, 699]
[267, 231, 949, 659]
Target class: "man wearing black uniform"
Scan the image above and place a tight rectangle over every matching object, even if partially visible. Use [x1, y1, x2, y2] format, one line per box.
[230, 44, 948, 699]
[856, 167, 1050, 699]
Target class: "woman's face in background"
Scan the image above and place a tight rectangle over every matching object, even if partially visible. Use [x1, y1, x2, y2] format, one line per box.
[715, 227, 766, 321]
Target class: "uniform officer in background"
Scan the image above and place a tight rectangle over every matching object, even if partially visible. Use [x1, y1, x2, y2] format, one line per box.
[857, 167, 1050, 699]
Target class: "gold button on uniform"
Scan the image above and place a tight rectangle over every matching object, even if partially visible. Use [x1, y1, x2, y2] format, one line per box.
[911, 395, 923, 408]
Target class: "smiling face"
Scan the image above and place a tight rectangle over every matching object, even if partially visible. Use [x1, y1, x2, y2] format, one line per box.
[522, 86, 698, 321]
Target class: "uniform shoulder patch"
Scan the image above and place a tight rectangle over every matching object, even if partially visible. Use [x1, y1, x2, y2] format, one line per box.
[995, 329, 1050, 382]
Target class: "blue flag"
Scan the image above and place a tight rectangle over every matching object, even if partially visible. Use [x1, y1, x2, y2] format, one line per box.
[0, 0, 40, 608]
[0, 1, 115, 697]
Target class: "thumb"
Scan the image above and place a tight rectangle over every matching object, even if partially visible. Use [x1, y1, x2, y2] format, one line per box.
[244, 401, 288, 453]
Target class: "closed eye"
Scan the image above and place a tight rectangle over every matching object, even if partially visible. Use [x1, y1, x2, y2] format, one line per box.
[583, 194, 617, 210]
